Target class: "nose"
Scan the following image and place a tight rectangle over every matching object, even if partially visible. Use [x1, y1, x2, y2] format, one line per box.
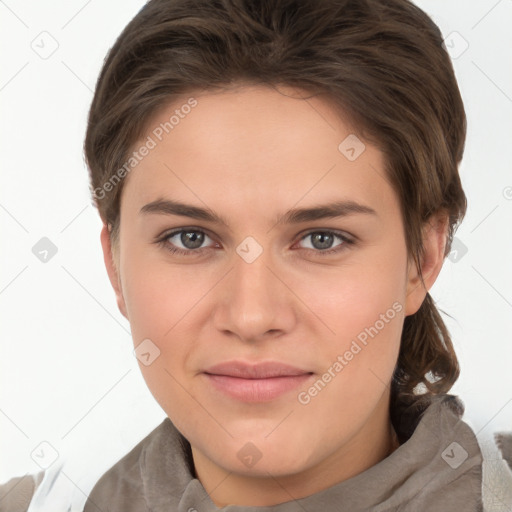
[212, 246, 297, 343]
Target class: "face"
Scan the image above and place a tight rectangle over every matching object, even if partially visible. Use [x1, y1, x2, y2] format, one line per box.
[101, 84, 434, 484]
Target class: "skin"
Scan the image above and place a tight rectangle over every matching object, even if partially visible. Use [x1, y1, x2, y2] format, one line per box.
[100, 83, 448, 507]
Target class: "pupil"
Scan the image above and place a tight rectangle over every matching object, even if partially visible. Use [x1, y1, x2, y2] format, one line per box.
[182, 231, 204, 249]
[314, 233, 332, 250]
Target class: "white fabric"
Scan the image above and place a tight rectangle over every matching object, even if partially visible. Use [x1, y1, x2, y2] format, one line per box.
[477, 432, 512, 512]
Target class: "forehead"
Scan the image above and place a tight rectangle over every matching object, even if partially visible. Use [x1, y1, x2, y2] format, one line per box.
[120, 84, 395, 220]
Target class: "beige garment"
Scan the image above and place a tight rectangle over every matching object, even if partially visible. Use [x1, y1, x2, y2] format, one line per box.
[0, 472, 44, 512]
[83, 394, 485, 512]
[4, 395, 512, 511]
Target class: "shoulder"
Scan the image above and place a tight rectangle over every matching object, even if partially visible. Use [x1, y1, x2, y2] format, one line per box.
[0, 472, 43, 512]
[82, 440, 145, 512]
[83, 418, 171, 512]
[392, 393, 512, 511]
[0, 417, 172, 512]
[434, 394, 512, 512]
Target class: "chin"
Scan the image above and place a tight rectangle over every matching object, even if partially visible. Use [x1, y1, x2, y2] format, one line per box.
[205, 432, 322, 476]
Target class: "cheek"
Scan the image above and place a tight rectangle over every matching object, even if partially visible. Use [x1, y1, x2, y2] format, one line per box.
[121, 255, 208, 386]
[121, 247, 198, 341]
[307, 280, 404, 377]
[295, 275, 405, 431]
[292, 250, 407, 398]
[120, 262, 198, 422]
[298, 253, 407, 339]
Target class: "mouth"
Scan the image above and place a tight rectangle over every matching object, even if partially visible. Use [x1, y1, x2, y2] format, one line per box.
[202, 361, 314, 402]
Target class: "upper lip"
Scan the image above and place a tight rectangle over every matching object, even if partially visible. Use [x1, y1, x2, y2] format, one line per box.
[203, 361, 312, 379]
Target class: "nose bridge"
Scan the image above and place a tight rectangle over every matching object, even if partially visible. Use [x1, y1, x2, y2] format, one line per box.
[231, 240, 277, 310]
[214, 238, 294, 340]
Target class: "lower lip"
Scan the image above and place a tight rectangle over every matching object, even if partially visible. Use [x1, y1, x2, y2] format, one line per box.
[203, 373, 314, 402]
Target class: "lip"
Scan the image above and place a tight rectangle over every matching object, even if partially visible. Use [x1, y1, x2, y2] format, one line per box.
[202, 360, 314, 402]
[204, 360, 311, 378]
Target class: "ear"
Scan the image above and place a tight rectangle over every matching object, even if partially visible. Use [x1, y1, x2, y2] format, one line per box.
[100, 223, 129, 320]
[404, 212, 448, 316]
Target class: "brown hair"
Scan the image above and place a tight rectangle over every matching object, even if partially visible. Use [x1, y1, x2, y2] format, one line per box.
[84, 0, 467, 436]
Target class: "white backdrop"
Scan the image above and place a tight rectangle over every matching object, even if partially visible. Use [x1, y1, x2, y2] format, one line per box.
[1, 0, 511, 487]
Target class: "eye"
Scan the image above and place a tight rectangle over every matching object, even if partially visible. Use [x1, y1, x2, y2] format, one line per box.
[295, 230, 354, 256]
[156, 228, 354, 257]
[157, 228, 216, 256]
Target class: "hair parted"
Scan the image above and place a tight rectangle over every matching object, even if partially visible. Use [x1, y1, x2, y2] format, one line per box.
[84, 0, 467, 438]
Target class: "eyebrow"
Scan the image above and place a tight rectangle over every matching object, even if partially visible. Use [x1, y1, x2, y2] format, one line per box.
[139, 198, 377, 226]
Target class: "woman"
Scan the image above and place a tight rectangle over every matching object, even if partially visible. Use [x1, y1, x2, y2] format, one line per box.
[4, 0, 511, 510]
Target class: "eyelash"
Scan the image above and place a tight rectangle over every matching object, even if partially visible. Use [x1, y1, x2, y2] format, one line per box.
[155, 228, 355, 257]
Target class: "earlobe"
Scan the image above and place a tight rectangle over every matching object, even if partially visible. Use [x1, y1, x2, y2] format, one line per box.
[404, 213, 448, 316]
[100, 224, 129, 320]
